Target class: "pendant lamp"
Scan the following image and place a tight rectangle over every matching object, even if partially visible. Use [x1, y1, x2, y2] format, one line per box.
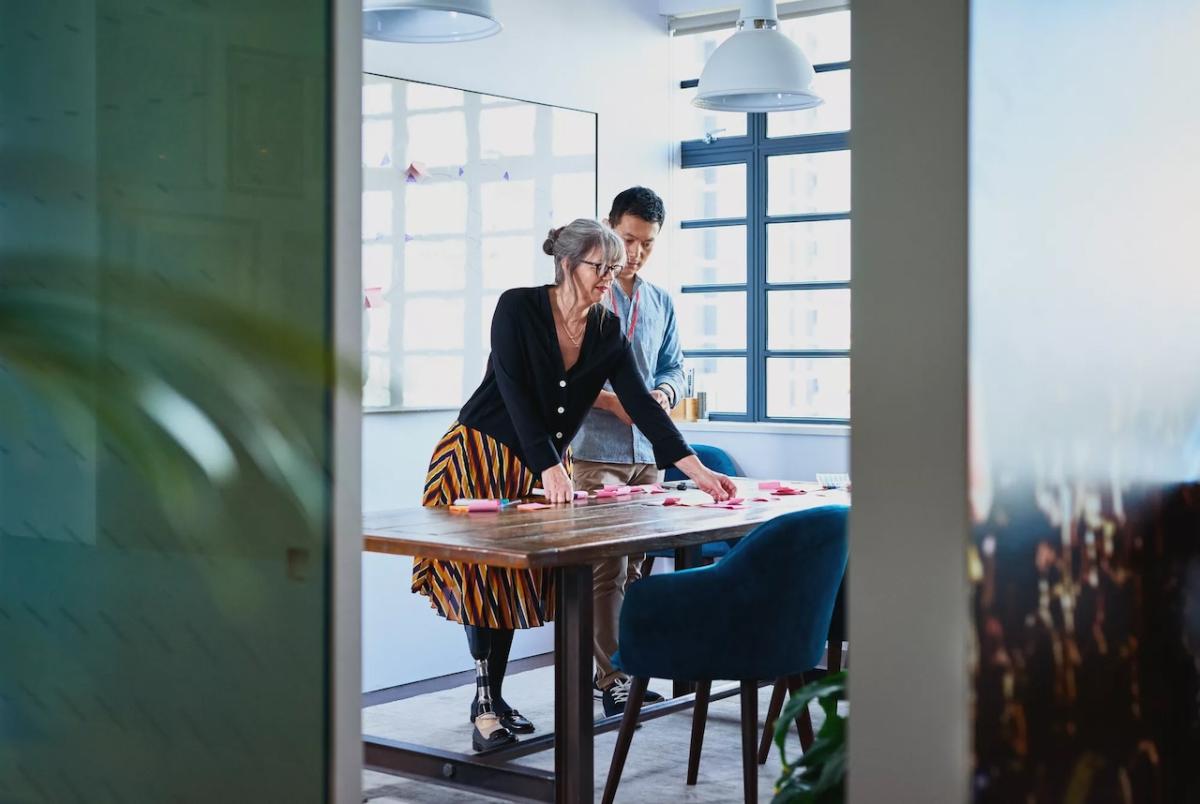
[694, 0, 822, 112]
[363, 0, 502, 43]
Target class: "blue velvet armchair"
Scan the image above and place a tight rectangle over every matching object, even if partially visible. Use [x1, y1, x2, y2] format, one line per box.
[602, 505, 849, 804]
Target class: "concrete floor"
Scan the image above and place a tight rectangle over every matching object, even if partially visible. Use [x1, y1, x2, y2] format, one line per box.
[362, 665, 831, 803]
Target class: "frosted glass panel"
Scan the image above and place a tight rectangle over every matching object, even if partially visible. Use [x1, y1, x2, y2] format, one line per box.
[0, 1, 333, 800]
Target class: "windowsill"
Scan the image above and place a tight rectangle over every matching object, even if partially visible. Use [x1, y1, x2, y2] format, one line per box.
[673, 420, 850, 437]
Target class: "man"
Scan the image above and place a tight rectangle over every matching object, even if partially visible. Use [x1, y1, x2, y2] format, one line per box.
[571, 186, 684, 716]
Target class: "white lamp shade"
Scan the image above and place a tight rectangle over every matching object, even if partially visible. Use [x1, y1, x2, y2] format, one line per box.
[364, 0, 502, 43]
[694, 27, 823, 112]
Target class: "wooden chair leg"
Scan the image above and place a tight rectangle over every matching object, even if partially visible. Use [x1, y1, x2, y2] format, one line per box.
[757, 677, 788, 764]
[686, 680, 712, 785]
[739, 680, 758, 804]
[786, 673, 816, 751]
[828, 640, 844, 673]
[602, 676, 648, 804]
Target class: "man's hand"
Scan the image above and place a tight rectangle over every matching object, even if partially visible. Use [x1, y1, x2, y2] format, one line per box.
[649, 389, 671, 413]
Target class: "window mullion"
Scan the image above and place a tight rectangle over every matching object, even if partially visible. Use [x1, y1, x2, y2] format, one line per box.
[750, 111, 769, 423]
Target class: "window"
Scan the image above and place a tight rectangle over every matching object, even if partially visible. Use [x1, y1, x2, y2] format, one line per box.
[671, 9, 850, 423]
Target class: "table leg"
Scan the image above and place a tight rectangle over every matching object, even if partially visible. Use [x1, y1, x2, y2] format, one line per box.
[672, 545, 702, 698]
[555, 564, 594, 803]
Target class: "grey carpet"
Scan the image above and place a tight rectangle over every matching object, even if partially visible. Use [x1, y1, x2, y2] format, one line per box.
[363, 664, 834, 803]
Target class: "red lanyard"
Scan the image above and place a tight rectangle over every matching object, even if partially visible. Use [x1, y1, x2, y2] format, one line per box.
[609, 285, 640, 341]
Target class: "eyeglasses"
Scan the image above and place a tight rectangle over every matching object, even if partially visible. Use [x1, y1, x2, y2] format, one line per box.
[579, 259, 624, 279]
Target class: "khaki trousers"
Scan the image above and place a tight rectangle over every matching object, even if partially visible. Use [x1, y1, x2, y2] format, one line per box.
[572, 459, 663, 689]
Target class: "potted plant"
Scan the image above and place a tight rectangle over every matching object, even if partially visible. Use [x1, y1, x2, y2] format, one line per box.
[772, 670, 847, 804]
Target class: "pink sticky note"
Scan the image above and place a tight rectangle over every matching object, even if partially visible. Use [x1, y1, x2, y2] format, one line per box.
[615, 486, 635, 496]
[627, 487, 646, 494]
[727, 497, 745, 505]
[594, 489, 618, 498]
[752, 497, 772, 503]
[758, 480, 782, 490]
[662, 497, 682, 506]
[773, 487, 805, 496]
[517, 502, 551, 511]
[649, 486, 667, 494]
[467, 499, 501, 512]
[364, 287, 385, 309]
[602, 484, 621, 492]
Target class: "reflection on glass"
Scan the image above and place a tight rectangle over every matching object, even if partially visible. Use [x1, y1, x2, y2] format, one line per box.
[482, 179, 535, 232]
[480, 105, 537, 158]
[366, 304, 391, 351]
[403, 239, 467, 291]
[365, 354, 392, 408]
[363, 243, 393, 289]
[363, 190, 393, 240]
[363, 119, 393, 167]
[767, 289, 851, 350]
[406, 111, 467, 167]
[677, 163, 747, 221]
[363, 79, 393, 115]
[481, 235, 538, 289]
[768, 69, 850, 137]
[405, 298, 465, 350]
[691, 357, 747, 414]
[405, 182, 468, 235]
[778, 10, 851, 65]
[676, 226, 746, 286]
[767, 150, 850, 215]
[767, 357, 850, 418]
[672, 87, 748, 141]
[403, 355, 465, 407]
[767, 220, 851, 283]
[407, 82, 464, 110]
[678, 292, 747, 349]
[481, 293, 500, 351]
[553, 108, 595, 156]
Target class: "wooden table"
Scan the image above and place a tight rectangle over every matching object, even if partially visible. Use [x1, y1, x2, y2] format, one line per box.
[362, 479, 849, 803]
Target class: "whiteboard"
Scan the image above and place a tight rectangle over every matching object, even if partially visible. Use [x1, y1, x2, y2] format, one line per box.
[361, 74, 598, 411]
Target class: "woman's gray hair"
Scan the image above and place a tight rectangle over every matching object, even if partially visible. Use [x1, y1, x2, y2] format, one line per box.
[542, 218, 624, 284]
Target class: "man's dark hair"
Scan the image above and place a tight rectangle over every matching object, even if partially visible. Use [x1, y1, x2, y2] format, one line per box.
[607, 186, 665, 228]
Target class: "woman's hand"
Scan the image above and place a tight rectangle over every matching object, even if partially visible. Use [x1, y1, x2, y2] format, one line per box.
[540, 463, 575, 503]
[675, 455, 738, 502]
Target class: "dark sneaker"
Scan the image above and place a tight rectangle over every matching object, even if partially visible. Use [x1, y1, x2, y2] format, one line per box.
[601, 677, 633, 717]
[596, 673, 664, 708]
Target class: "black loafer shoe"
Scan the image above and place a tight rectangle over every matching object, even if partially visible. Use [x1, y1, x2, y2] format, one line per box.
[471, 716, 517, 753]
[472, 696, 536, 733]
[499, 709, 534, 734]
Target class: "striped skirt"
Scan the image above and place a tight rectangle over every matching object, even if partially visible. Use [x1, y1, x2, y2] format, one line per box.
[412, 423, 567, 628]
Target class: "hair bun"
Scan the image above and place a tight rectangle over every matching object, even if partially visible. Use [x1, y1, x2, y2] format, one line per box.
[542, 226, 563, 255]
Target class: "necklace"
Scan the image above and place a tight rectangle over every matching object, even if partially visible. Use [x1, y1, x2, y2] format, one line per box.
[552, 290, 587, 346]
[558, 314, 586, 346]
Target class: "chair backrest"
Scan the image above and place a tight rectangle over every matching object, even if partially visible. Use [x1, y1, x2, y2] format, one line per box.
[663, 443, 741, 482]
[714, 505, 849, 678]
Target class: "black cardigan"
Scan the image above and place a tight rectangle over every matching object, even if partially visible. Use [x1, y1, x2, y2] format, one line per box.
[458, 285, 694, 475]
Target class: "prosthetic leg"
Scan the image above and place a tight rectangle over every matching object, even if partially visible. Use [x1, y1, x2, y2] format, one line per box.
[465, 625, 517, 751]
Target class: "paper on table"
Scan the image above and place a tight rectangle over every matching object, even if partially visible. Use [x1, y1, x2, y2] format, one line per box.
[516, 502, 551, 511]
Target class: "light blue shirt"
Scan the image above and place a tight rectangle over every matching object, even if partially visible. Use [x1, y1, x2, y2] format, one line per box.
[571, 275, 685, 465]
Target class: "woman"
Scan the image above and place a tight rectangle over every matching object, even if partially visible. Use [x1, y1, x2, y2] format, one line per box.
[414, 218, 737, 752]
